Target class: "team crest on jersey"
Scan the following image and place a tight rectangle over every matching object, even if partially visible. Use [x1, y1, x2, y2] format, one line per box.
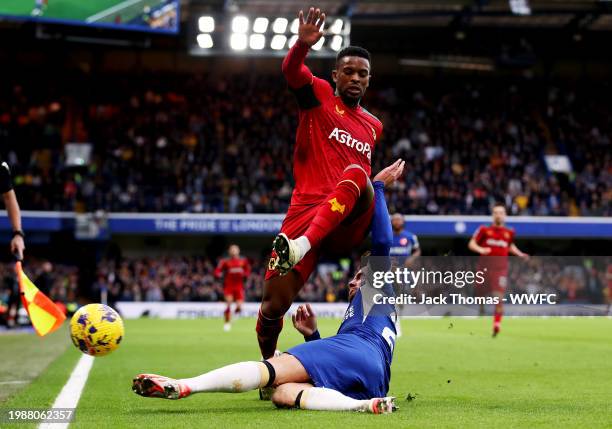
[504, 232, 510, 240]
[335, 104, 345, 116]
[344, 305, 354, 320]
[328, 197, 346, 214]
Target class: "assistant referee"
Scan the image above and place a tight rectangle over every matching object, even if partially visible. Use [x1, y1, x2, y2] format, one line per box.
[0, 161, 25, 260]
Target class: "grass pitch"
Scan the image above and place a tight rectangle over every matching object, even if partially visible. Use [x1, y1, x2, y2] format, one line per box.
[2, 317, 612, 428]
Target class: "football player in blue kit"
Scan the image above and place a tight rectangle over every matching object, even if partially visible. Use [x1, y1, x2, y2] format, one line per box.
[389, 213, 420, 337]
[132, 160, 405, 414]
[390, 213, 420, 267]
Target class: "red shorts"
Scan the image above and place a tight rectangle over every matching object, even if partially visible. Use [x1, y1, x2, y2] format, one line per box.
[265, 198, 375, 283]
[224, 285, 244, 301]
[476, 270, 508, 296]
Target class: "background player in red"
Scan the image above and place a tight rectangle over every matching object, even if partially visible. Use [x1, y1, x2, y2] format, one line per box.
[468, 203, 529, 337]
[214, 244, 250, 332]
[257, 6, 388, 361]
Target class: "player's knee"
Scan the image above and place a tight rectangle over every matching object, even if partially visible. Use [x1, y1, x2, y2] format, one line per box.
[271, 385, 295, 408]
[343, 163, 367, 175]
[343, 177, 373, 225]
[342, 164, 369, 190]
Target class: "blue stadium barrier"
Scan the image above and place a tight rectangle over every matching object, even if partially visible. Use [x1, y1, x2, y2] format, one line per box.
[0, 211, 611, 238]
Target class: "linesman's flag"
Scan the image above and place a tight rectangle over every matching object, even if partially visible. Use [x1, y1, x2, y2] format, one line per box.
[16, 262, 66, 336]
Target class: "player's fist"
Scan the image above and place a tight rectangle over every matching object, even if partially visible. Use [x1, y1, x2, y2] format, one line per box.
[297, 7, 326, 47]
[11, 235, 25, 261]
[479, 247, 491, 256]
[292, 303, 317, 337]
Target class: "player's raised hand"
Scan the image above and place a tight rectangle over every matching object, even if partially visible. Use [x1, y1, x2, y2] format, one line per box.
[291, 303, 317, 337]
[373, 159, 405, 187]
[297, 7, 326, 47]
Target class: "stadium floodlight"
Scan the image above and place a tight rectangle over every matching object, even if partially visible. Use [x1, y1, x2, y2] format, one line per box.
[288, 35, 298, 48]
[197, 34, 214, 49]
[230, 33, 248, 50]
[232, 16, 249, 33]
[312, 37, 325, 51]
[198, 16, 215, 33]
[290, 18, 299, 34]
[330, 18, 343, 34]
[249, 34, 266, 50]
[330, 35, 343, 51]
[271, 35, 287, 50]
[509, 0, 531, 15]
[253, 17, 269, 33]
[272, 17, 288, 33]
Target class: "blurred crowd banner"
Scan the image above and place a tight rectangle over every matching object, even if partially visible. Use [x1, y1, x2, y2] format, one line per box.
[360, 256, 612, 317]
[2, 212, 612, 238]
[114, 302, 611, 319]
[113, 255, 612, 319]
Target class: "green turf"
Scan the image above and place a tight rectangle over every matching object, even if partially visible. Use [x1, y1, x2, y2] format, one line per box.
[0, 326, 70, 402]
[0, 0, 164, 23]
[2, 317, 612, 428]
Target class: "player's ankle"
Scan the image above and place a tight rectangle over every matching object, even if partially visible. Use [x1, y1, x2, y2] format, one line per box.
[294, 236, 311, 259]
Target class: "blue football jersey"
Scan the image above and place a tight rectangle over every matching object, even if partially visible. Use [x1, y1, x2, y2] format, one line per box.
[337, 289, 396, 363]
[389, 230, 419, 264]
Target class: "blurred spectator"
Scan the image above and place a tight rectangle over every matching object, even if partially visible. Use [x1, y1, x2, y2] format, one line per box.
[0, 75, 609, 216]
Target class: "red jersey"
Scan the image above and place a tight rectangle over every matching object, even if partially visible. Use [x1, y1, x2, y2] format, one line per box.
[214, 257, 251, 289]
[282, 41, 383, 206]
[473, 225, 515, 272]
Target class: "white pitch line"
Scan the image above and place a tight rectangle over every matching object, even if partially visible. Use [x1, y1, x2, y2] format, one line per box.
[38, 354, 94, 429]
[0, 380, 28, 385]
[85, 0, 145, 23]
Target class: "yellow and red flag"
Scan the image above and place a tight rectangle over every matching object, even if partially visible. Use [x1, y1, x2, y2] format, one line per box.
[16, 262, 66, 336]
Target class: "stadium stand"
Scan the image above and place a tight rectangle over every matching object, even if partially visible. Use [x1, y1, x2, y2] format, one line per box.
[0, 75, 609, 216]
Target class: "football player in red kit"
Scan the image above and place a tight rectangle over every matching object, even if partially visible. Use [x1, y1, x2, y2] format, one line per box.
[469, 204, 529, 337]
[214, 245, 251, 332]
[258, 6, 387, 362]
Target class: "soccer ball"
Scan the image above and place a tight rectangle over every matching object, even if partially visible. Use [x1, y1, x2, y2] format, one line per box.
[69, 304, 124, 357]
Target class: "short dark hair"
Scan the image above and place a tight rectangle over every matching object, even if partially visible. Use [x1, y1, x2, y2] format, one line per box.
[493, 202, 506, 210]
[336, 46, 371, 65]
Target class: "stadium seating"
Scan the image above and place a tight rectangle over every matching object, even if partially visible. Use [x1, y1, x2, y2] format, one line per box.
[0, 75, 609, 216]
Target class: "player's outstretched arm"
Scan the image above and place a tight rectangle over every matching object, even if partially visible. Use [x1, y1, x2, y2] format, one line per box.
[509, 243, 530, 260]
[281, 7, 326, 88]
[371, 159, 405, 257]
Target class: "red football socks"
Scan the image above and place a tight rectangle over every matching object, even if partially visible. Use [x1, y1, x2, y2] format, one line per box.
[493, 310, 503, 329]
[256, 309, 284, 359]
[303, 166, 368, 248]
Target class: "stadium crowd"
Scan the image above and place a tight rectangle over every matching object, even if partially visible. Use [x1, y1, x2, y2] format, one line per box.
[1, 256, 610, 320]
[0, 74, 609, 216]
[93, 255, 350, 305]
[0, 260, 79, 326]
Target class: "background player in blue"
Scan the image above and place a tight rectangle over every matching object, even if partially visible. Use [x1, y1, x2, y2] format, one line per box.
[390, 213, 421, 266]
[131, 159, 405, 414]
[390, 213, 420, 336]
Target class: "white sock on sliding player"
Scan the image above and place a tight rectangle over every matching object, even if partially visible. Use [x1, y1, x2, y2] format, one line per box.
[180, 361, 269, 393]
[298, 387, 371, 411]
